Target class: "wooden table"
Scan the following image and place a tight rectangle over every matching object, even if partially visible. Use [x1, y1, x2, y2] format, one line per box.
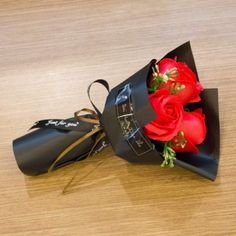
[0, 1, 236, 235]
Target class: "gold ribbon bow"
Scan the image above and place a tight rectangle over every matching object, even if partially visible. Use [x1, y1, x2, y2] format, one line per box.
[48, 79, 110, 193]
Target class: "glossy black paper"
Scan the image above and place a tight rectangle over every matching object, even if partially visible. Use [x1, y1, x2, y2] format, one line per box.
[13, 117, 96, 175]
[101, 42, 220, 180]
[13, 42, 220, 180]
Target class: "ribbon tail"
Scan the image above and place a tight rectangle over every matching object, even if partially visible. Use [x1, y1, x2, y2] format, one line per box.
[48, 126, 102, 172]
[62, 131, 107, 194]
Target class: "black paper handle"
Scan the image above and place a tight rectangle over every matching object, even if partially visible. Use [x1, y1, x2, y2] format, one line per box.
[87, 79, 110, 117]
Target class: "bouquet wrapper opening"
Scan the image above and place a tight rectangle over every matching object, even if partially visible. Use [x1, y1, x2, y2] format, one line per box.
[13, 42, 220, 180]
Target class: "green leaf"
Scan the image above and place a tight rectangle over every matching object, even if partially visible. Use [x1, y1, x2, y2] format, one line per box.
[161, 142, 176, 168]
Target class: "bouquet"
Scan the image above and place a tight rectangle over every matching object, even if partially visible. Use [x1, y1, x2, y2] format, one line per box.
[13, 42, 220, 180]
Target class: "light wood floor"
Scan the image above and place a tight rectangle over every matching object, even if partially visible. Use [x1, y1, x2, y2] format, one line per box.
[0, 0, 236, 235]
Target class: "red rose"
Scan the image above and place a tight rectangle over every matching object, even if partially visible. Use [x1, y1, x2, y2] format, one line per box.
[171, 109, 207, 154]
[144, 88, 184, 141]
[157, 58, 203, 105]
[146, 58, 207, 167]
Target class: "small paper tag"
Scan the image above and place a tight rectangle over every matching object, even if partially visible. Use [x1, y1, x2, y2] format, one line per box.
[115, 84, 154, 156]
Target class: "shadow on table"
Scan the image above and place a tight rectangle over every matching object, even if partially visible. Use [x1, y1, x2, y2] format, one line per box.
[23, 146, 221, 220]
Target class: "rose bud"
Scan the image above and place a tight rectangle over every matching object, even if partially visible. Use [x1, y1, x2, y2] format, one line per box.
[144, 88, 184, 141]
[150, 58, 203, 105]
[171, 108, 207, 154]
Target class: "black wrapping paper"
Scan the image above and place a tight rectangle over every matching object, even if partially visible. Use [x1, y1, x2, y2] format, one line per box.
[13, 42, 220, 180]
[101, 42, 220, 180]
[101, 59, 163, 164]
[13, 117, 97, 175]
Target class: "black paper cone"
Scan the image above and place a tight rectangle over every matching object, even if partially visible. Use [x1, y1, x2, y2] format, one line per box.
[102, 42, 220, 180]
[175, 88, 220, 180]
[101, 59, 162, 163]
[13, 118, 95, 176]
[12, 41, 220, 180]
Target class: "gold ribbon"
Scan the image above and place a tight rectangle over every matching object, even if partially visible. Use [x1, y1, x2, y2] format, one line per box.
[48, 80, 110, 193]
[48, 108, 106, 173]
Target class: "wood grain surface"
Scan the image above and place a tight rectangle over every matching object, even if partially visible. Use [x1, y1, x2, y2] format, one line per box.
[0, 0, 236, 235]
